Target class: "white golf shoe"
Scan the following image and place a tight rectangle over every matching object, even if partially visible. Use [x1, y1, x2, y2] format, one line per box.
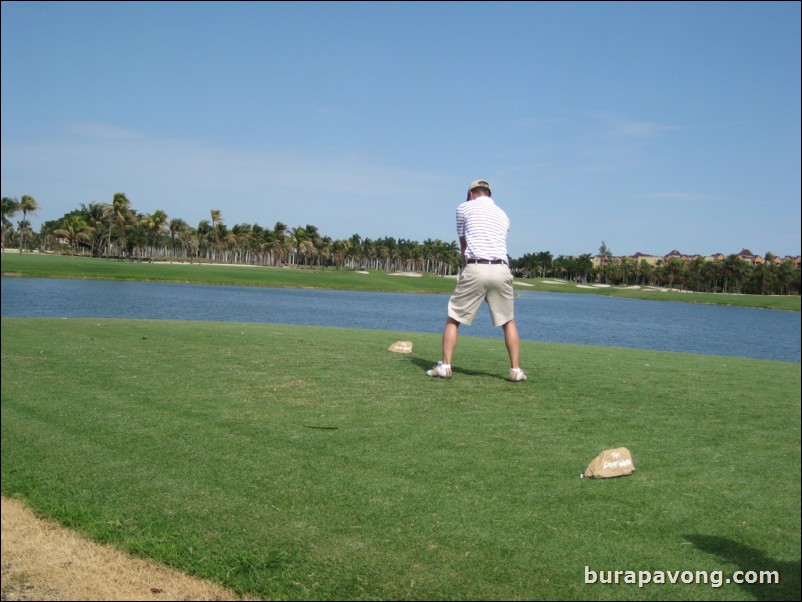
[508, 368, 527, 382]
[426, 362, 452, 379]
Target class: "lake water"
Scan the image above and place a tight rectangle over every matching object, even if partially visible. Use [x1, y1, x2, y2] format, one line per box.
[1, 277, 799, 362]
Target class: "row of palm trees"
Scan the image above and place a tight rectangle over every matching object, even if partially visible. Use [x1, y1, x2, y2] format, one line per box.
[1, 195, 39, 253]
[2, 193, 800, 295]
[515, 251, 801, 295]
[2, 194, 462, 275]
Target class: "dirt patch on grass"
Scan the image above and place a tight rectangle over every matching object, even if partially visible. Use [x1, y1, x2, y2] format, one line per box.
[1, 496, 249, 601]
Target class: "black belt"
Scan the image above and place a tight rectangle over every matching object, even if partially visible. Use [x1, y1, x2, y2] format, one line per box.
[466, 258, 508, 265]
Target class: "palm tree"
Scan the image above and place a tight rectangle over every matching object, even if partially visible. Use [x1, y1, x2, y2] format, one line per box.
[2, 196, 19, 250]
[15, 220, 34, 251]
[252, 224, 272, 265]
[722, 254, 748, 294]
[379, 237, 399, 271]
[80, 202, 111, 257]
[210, 209, 223, 229]
[210, 209, 224, 260]
[303, 224, 322, 265]
[142, 210, 168, 260]
[231, 223, 253, 264]
[289, 226, 312, 265]
[442, 240, 460, 275]
[196, 220, 212, 260]
[687, 256, 706, 292]
[777, 260, 800, 295]
[177, 223, 197, 262]
[53, 215, 93, 252]
[271, 221, 288, 266]
[220, 227, 237, 262]
[248, 224, 266, 264]
[343, 233, 362, 269]
[664, 258, 685, 290]
[576, 254, 594, 283]
[362, 237, 376, 270]
[17, 195, 39, 253]
[762, 252, 776, 295]
[535, 251, 553, 278]
[702, 260, 723, 293]
[104, 193, 133, 259]
[637, 260, 654, 286]
[619, 256, 633, 285]
[168, 218, 188, 259]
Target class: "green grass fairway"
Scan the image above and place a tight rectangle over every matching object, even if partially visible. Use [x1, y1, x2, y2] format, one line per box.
[2, 318, 799, 600]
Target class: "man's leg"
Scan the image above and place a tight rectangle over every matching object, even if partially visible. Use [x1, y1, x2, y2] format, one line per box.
[427, 317, 460, 379]
[442, 316, 460, 365]
[502, 319, 521, 369]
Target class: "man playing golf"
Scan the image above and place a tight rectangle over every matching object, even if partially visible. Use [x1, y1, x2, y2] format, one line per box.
[426, 179, 527, 382]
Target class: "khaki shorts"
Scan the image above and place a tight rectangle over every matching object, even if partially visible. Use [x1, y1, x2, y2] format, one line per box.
[447, 263, 515, 327]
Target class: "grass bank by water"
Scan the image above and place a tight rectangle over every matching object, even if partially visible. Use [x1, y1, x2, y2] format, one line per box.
[2, 252, 799, 311]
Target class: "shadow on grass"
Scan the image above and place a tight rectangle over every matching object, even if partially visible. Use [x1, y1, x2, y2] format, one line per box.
[685, 534, 800, 601]
[405, 355, 509, 381]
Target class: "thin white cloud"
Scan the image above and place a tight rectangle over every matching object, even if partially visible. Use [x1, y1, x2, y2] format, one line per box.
[514, 111, 682, 139]
[584, 111, 685, 139]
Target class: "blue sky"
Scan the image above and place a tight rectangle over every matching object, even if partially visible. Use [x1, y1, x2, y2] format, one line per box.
[2, 1, 800, 259]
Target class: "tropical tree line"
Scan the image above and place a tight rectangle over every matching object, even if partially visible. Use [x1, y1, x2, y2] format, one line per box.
[2, 194, 800, 295]
[1, 194, 461, 275]
[514, 250, 801, 296]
